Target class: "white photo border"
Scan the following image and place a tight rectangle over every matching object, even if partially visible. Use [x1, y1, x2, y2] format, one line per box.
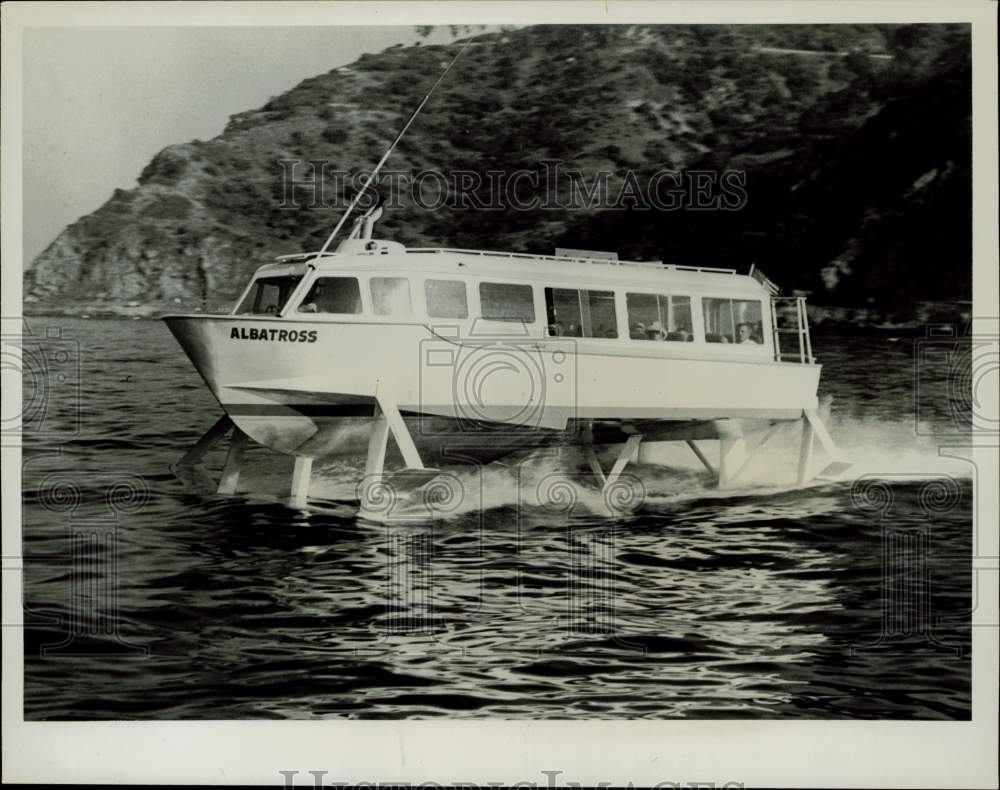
[2, 1, 997, 787]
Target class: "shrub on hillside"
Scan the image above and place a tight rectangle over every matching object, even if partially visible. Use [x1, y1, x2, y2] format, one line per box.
[322, 125, 350, 145]
[139, 150, 187, 185]
[141, 195, 192, 221]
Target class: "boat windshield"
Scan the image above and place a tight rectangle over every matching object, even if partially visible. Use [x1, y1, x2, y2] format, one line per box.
[235, 275, 303, 315]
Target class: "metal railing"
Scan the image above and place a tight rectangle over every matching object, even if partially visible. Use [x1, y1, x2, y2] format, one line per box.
[407, 248, 740, 274]
[771, 296, 815, 363]
[276, 246, 740, 274]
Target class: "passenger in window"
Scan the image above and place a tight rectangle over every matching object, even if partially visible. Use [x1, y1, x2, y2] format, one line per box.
[737, 322, 760, 344]
[630, 322, 646, 339]
[299, 302, 317, 313]
[547, 305, 578, 337]
[646, 321, 667, 341]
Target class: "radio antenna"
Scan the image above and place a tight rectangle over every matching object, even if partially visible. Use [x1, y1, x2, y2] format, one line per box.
[312, 36, 475, 259]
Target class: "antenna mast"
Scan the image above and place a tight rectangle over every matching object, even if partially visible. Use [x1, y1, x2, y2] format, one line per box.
[313, 36, 474, 258]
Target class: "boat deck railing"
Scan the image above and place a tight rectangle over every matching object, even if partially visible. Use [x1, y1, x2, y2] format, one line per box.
[278, 247, 738, 275]
[409, 248, 739, 274]
[771, 296, 815, 364]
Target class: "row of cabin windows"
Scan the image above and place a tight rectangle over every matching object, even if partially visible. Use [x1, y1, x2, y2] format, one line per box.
[237, 275, 764, 345]
[295, 277, 468, 318]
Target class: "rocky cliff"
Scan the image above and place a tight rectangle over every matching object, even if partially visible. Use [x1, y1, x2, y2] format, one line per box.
[25, 23, 971, 318]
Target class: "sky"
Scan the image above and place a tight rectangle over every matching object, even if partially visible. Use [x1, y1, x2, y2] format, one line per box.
[21, 26, 457, 262]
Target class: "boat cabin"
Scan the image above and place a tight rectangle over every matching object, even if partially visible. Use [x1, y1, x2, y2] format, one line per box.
[230, 238, 814, 365]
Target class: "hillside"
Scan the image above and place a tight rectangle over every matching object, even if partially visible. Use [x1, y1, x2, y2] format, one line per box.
[25, 24, 971, 318]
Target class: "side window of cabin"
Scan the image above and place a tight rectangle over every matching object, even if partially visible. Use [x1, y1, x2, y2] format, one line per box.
[425, 279, 469, 319]
[545, 288, 618, 338]
[370, 277, 412, 316]
[587, 290, 618, 338]
[703, 298, 763, 344]
[479, 282, 535, 323]
[297, 277, 362, 314]
[236, 275, 302, 315]
[626, 293, 694, 341]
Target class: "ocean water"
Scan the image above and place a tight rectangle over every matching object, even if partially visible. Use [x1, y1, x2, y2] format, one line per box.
[18, 318, 974, 719]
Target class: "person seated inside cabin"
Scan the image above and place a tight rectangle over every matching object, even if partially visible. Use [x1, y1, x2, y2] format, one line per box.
[630, 321, 646, 340]
[665, 329, 690, 342]
[646, 321, 667, 341]
[299, 302, 318, 313]
[547, 308, 582, 338]
[736, 322, 761, 345]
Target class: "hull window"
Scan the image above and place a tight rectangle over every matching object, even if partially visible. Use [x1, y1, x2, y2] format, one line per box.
[626, 293, 694, 341]
[297, 277, 362, 314]
[545, 288, 618, 338]
[479, 282, 535, 323]
[703, 297, 763, 344]
[425, 279, 469, 318]
[370, 277, 413, 316]
[236, 275, 303, 315]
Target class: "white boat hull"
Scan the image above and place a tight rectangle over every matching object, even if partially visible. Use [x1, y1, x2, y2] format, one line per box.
[165, 314, 821, 462]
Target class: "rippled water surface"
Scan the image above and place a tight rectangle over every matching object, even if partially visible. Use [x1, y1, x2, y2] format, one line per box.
[20, 319, 973, 719]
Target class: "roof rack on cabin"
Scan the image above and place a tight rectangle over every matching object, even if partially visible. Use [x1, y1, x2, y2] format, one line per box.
[408, 248, 738, 275]
[407, 247, 665, 267]
[275, 247, 738, 276]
